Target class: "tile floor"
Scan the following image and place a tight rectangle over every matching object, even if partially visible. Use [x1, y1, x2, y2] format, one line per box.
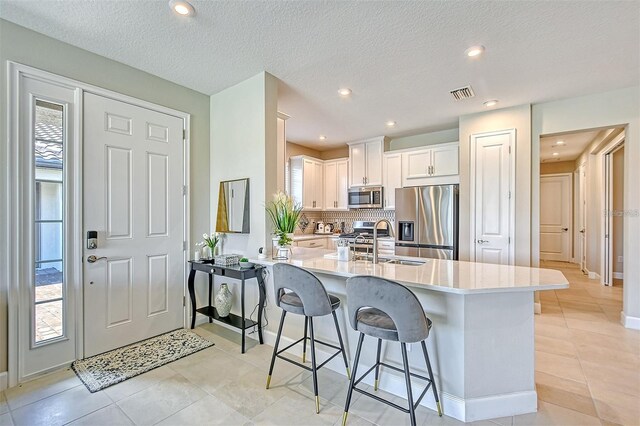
[1, 262, 638, 425]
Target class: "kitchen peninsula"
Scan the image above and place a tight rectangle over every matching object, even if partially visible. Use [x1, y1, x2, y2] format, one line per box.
[254, 248, 568, 423]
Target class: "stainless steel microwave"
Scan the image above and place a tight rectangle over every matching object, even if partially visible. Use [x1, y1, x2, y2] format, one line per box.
[348, 186, 383, 209]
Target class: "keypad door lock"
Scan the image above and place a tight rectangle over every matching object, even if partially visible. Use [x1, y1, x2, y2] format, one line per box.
[87, 231, 98, 249]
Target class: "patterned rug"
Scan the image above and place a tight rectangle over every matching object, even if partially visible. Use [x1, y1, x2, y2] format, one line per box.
[72, 329, 214, 392]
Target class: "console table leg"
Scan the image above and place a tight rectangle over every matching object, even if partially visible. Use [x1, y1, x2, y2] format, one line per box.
[257, 270, 266, 344]
[241, 279, 246, 354]
[188, 269, 197, 329]
[208, 274, 213, 323]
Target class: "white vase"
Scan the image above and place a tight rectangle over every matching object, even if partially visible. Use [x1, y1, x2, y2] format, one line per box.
[215, 283, 233, 317]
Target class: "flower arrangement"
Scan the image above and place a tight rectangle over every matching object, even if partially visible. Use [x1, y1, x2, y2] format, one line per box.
[265, 191, 302, 247]
[197, 232, 220, 257]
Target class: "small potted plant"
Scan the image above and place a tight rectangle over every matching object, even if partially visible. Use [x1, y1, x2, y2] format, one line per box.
[266, 191, 302, 259]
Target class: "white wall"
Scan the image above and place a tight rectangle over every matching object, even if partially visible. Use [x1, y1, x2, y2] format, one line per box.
[531, 86, 640, 324]
[459, 105, 533, 266]
[389, 128, 459, 151]
[210, 72, 279, 258]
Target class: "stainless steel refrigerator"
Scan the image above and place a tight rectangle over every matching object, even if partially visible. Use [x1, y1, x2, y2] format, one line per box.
[395, 184, 459, 259]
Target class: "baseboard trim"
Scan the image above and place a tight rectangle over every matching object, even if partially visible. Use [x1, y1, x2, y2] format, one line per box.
[534, 302, 542, 315]
[262, 330, 537, 422]
[0, 371, 7, 391]
[587, 270, 600, 280]
[613, 272, 624, 280]
[621, 312, 640, 330]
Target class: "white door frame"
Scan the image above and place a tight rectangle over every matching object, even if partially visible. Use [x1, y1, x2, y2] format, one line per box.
[600, 133, 625, 286]
[6, 62, 191, 387]
[469, 129, 517, 265]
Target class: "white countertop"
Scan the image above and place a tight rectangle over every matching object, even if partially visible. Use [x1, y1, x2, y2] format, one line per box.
[253, 247, 569, 295]
[293, 234, 340, 241]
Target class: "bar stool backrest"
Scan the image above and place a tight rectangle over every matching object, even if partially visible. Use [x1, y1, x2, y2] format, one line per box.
[273, 263, 333, 317]
[346, 275, 430, 343]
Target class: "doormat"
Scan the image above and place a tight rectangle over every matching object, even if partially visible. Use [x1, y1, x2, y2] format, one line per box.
[71, 329, 214, 392]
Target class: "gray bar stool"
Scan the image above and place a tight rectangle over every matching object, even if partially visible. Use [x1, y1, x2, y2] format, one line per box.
[342, 275, 442, 426]
[266, 263, 351, 414]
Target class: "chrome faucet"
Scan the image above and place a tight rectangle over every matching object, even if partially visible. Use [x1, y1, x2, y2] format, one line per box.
[373, 219, 395, 264]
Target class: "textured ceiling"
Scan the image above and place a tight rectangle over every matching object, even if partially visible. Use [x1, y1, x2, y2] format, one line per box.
[2, 1, 638, 150]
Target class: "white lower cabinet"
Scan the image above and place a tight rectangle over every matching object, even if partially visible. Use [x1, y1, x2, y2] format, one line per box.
[295, 238, 327, 249]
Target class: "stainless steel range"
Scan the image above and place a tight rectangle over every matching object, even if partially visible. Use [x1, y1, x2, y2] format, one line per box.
[339, 220, 390, 253]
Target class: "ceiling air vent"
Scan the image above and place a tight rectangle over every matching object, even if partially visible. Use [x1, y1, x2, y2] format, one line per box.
[450, 85, 475, 101]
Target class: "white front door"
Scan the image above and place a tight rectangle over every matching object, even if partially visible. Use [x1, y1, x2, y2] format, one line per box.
[472, 130, 515, 265]
[540, 174, 572, 262]
[83, 93, 185, 357]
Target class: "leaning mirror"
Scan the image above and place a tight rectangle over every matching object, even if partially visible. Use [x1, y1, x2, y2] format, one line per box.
[216, 178, 250, 233]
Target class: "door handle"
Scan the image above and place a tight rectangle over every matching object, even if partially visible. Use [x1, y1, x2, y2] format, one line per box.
[86, 255, 107, 263]
[477, 239, 489, 244]
[562, 228, 569, 231]
[579, 229, 585, 233]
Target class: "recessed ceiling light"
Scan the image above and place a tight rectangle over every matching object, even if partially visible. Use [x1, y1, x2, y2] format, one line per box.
[170, 0, 195, 16]
[319, 135, 327, 141]
[556, 140, 565, 145]
[483, 100, 498, 107]
[465, 45, 485, 57]
[552, 152, 560, 156]
[385, 121, 396, 127]
[338, 88, 352, 97]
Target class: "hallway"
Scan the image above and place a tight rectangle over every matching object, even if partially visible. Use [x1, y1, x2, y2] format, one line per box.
[535, 261, 639, 425]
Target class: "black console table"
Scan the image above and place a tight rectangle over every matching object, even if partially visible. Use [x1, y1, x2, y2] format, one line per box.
[187, 261, 266, 353]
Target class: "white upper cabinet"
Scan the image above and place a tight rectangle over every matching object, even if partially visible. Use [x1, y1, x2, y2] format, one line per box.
[290, 156, 324, 210]
[382, 152, 402, 210]
[401, 142, 459, 187]
[348, 137, 387, 187]
[324, 158, 349, 210]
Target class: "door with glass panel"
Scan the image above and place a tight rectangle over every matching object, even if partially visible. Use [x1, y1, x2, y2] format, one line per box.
[17, 75, 79, 381]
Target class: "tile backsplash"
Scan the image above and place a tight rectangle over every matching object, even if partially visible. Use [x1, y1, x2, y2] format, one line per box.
[297, 209, 395, 234]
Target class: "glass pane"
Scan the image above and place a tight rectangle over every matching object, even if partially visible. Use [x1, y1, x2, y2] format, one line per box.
[36, 181, 63, 221]
[35, 262, 63, 302]
[35, 301, 64, 343]
[34, 99, 65, 345]
[35, 222, 63, 262]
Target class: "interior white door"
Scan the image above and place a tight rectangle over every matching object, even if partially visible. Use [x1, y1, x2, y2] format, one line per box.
[83, 93, 185, 357]
[578, 164, 587, 272]
[472, 130, 514, 265]
[540, 174, 572, 262]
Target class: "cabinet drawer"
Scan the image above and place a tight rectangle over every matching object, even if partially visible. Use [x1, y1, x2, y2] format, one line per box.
[296, 239, 326, 249]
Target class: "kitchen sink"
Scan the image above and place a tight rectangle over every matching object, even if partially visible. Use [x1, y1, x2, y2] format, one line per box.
[382, 259, 425, 266]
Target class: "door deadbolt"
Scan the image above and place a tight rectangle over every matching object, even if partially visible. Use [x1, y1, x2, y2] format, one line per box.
[87, 231, 98, 249]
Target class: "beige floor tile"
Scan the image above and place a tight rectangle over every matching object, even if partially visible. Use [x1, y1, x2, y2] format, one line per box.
[210, 363, 296, 419]
[568, 329, 639, 356]
[589, 383, 640, 426]
[116, 373, 207, 425]
[535, 351, 586, 384]
[0, 392, 7, 415]
[566, 318, 640, 341]
[581, 360, 640, 398]
[157, 394, 251, 426]
[535, 335, 578, 358]
[251, 390, 343, 425]
[103, 364, 176, 402]
[575, 343, 640, 371]
[513, 401, 601, 426]
[534, 322, 572, 340]
[535, 372, 597, 417]
[331, 412, 376, 426]
[297, 367, 361, 407]
[9, 385, 111, 426]
[67, 404, 134, 425]
[4, 368, 81, 411]
[0, 413, 13, 426]
[534, 312, 567, 328]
